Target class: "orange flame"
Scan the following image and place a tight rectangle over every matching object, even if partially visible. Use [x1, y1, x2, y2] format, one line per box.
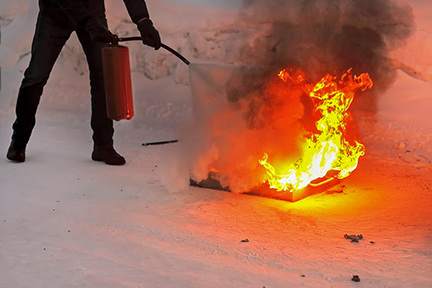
[259, 68, 373, 191]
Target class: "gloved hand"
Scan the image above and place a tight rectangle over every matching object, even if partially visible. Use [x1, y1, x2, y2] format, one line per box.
[85, 17, 115, 43]
[137, 18, 162, 50]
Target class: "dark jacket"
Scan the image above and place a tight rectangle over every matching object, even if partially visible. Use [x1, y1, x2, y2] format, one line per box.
[39, 0, 150, 28]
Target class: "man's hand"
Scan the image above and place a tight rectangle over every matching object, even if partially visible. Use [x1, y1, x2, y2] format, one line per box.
[85, 17, 115, 43]
[137, 18, 161, 50]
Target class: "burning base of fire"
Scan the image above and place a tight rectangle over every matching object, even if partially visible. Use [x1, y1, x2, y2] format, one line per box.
[190, 171, 340, 202]
[185, 64, 373, 202]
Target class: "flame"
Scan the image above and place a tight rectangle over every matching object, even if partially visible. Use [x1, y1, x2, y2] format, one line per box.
[259, 68, 373, 191]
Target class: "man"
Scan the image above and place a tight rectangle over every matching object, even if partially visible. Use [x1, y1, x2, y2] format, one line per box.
[6, 0, 161, 165]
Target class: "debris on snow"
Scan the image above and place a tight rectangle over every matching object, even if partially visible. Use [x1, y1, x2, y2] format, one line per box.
[344, 234, 363, 243]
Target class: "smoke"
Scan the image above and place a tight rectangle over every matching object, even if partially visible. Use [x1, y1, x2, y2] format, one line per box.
[167, 0, 416, 194]
[235, 0, 415, 112]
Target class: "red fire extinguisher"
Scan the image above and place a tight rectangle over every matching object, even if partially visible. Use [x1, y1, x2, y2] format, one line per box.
[102, 36, 190, 121]
[102, 38, 134, 121]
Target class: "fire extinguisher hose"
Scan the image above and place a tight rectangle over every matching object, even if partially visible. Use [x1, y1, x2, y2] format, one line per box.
[117, 36, 190, 65]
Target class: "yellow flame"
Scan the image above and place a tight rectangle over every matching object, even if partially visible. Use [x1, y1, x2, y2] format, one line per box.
[260, 68, 372, 191]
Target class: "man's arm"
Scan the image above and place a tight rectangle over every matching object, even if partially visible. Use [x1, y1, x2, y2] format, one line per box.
[123, 0, 161, 49]
[123, 0, 150, 24]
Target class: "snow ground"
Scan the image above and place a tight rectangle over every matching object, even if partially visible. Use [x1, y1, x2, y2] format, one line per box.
[1, 0, 432, 287]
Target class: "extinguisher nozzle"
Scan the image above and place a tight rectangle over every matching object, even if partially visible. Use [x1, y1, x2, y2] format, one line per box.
[111, 35, 119, 45]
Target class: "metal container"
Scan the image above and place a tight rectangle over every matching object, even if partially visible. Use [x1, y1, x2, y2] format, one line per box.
[101, 43, 134, 121]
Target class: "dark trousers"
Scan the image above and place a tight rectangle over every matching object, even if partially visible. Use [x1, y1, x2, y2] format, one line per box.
[12, 10, 114, 148]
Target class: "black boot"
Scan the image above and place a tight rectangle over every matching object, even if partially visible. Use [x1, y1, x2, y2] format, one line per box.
[6, 140, 27, 162]
[91, 146, 126, 165]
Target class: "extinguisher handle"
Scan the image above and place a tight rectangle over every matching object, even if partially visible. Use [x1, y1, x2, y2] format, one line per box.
[117, 36, 142, 42]
[116, 36, 190, 65]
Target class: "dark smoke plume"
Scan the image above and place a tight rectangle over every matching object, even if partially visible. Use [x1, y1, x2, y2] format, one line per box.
[230, 0, 415, 113]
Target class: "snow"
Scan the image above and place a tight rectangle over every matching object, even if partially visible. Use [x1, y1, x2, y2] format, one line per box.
[1, 0, 431, 287]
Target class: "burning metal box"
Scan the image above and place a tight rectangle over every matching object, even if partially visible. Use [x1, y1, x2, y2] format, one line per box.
[190, 172, 340, 202]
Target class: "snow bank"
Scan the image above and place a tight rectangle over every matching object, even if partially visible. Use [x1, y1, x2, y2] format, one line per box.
[0, 45, 19, 68]
[0, 0, 19, 26]
[0, 0, 36, 56]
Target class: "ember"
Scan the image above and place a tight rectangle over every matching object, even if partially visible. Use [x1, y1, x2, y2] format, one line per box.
[259, 68, 373, 192]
